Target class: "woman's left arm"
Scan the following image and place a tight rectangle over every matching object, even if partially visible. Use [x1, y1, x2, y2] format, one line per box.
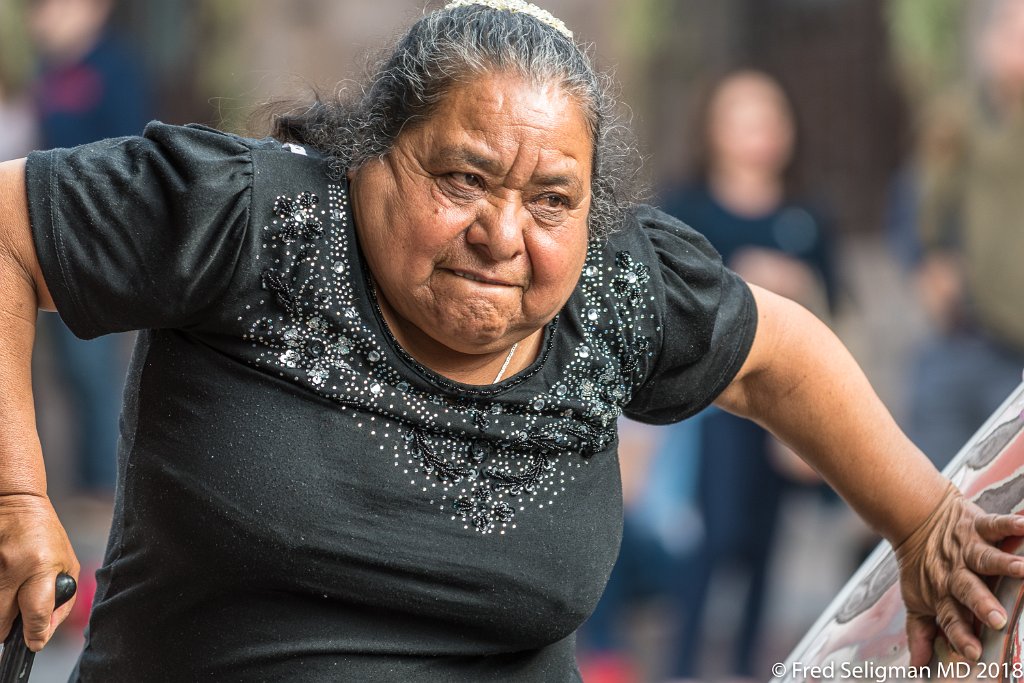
[715, 284, 1024, 665]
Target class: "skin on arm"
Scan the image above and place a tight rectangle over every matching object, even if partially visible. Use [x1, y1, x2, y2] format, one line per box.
[716, 284, 1024, 664]
[0, 158, 78, 651]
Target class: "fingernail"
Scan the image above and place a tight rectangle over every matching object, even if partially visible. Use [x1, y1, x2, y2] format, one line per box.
[989, 610, 1008, 629]
[965, 645, 981, 661]
[1013, 561, 1024, 576]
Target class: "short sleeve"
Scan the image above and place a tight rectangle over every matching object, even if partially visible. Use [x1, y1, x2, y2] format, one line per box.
[25, 122, 254, 339]
[623, 205, 757, 424]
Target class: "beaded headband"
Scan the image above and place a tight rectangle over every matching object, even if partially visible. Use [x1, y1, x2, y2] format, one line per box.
[443, 0, 573, 40]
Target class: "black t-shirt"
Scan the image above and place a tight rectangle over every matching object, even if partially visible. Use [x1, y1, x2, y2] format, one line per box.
[25, 122, 756, 682]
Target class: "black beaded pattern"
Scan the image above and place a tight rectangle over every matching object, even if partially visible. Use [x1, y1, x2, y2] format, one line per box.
[243, 157, 658, 534]
[273, 191, 323, 242]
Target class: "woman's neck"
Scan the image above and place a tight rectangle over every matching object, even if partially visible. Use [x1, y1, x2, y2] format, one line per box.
[708, 166, 784, 218]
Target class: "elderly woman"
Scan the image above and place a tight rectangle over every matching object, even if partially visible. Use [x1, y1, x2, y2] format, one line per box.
[0, 2, 1020, 680]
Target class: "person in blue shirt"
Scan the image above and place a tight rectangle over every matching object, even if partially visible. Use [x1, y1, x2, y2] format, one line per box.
[661, 69, 836, 679]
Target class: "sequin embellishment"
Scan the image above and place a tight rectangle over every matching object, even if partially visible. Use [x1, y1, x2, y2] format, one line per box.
[243, 168, 657, 534]
[612, 250, 651, 307]
[273, 191, 323, 242]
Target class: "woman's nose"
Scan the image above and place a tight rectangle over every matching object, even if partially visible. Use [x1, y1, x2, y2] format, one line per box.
[465, 200, 527, 262]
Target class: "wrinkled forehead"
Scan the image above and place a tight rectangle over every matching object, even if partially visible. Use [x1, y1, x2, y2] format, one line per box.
[400, 73, 594, 183]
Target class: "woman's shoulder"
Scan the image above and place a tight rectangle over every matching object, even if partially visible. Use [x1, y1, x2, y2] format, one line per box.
[579, 202, 729, 343]
[134, 121, 307, 157]
[122, 122, 335, 202]
[586, 204, 756, 425]
[38, 121, 307, 181]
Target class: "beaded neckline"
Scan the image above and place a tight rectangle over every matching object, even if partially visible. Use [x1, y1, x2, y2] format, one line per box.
[243, 146, 657, 534]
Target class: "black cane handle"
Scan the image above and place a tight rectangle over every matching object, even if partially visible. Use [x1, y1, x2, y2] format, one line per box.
[0, 573, 77, 683]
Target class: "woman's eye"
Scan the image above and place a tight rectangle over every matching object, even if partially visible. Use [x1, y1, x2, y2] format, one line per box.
[539, 194, 568, 209]
[450, 172, 483, 189]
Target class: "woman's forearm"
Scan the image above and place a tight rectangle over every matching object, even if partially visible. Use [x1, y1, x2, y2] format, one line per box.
[0, 158, 48, 497]
[715, 285, 949, 546]
[0, 159, 80, 652]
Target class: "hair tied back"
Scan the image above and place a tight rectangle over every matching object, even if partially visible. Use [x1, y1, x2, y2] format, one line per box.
[442, 0, 574, 39]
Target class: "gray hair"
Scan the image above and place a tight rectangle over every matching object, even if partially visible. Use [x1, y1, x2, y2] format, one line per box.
[270, 4, 641, 239]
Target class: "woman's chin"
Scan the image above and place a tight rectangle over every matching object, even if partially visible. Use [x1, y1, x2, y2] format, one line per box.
[429, 325, 515, 355]
[417, 305, 520, 353]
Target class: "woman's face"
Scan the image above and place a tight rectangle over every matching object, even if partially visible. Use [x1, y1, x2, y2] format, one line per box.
[350, 72, 593, 357]
[707, 73, 795, 176]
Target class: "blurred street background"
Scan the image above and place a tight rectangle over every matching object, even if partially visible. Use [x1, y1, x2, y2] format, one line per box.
[2, 0, 1023, 681]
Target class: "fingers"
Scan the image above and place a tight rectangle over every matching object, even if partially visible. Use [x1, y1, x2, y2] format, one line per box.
[907, 613, 939, 667]
[16, 574, 56, 651]
[900, 498, 1024, 666]
[964, 540, 1024, 578]
[0, 585, 16, 642]
[50, 590, 77, 634]
[16, 572, 56, 651]
[0, 494, 81, 650]
[950, 566, 1007, 631]
[6, 572, 78, 650]
[936, 597, 983, 661]
[975, 512, 1024, 543]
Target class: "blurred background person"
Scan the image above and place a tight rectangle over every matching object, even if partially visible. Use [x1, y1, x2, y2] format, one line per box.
[659, 70, 837, 682]
[27, 0, 152, 636]
[901, 0, 1024, 469]
[30, 0, 150, 148]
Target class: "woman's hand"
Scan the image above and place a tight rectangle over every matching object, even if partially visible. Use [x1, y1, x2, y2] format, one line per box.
[896, 483, 1024, 665]
[0, 493, 79, 652]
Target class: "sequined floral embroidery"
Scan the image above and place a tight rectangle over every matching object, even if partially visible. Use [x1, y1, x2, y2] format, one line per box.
[243, 157, 657, 534]
[273, 191, 323, 242]
[612, 250, 651, 307]
[454, 488, 516, 532]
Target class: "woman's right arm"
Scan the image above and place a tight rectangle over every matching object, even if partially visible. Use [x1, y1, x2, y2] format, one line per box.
[0, 158, 79, 652]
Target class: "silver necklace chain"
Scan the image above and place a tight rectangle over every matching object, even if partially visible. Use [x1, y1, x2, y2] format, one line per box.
[492, 342, 519, 383]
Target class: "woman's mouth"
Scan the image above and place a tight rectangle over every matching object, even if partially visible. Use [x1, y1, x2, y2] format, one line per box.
[450, 269, 516, 287]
